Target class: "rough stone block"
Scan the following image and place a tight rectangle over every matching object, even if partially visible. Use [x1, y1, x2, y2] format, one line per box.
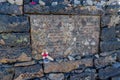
[24, 0, 107, 14]
[94, 55, 116, 69]
[44, 58, 93, 73]
[30, 15, 100, 59]
[70, 72, 95, 80]
[101, 27, 116, 41]
[101, 15, 120, 27]
[0, 46, 31, 64]
[0, 2, 22, 15]
[0, 15, 29, 32]
[0, 33, 30, 47]
[100, 41, 120, 52]
[14, 61, 36, 67]
[48, 73, 64, 80]
[14, 64, 44, 80]
[104, 3, 120, 15]
[0, 65, 14, 80]
[99, 67, 120, 79]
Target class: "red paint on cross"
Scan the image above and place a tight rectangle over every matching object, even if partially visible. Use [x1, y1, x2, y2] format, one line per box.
[30, 1, 36, 5]
[42, 52, 48, 58]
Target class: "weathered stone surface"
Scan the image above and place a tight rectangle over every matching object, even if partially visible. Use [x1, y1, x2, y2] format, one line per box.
[0, 47, 31, 63]
[94, 54, 116, 69]
[112, 75, 120, 80]
[104, 1, 120, 14]
[0, 33, 30, 47]
[0, 2, 22, 15]
[24, 4, 103, 15]
[70, 72, 95, 80]
[14, 61, 36, 67]
[0, 65, 14, 80]
[0, 15, 29, 32]
[44, 58, 93, 73]
[101, 27, 116, 41]
[17, 53, 32, 62]
[24, 0, 111, 14]
[48, 73, 64, 80]
[100, 41, 120, 52]
[99, 50, 119, 57]
[31, 15, 100, 59]
[101, 15, 120, 27]
[99, 67, 120, 79]
[14, 64, 44, 80]
[112, 62, 120, 68]
[71, 64, 86, 74]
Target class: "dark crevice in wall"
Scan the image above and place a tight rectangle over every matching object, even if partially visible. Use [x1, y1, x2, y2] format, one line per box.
[24, 13, 101, 16]
[12, 70, 15, 80]
[98, 15, 102, 54]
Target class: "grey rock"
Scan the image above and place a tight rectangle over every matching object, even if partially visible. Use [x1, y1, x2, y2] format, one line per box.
[70, 72, 95, 80]
[0, 65, 14, 80]
[86, 0, 93, 5]
[112, 62, 120, 68]
[0, 46, 31, 64]
[74, 0, 80, 6]
[14, 64, 43, 80]
[68, 55, 75, 60]
[51, 2, 58, 6]
[75, 55, 81, 60]
[0, 15, 29, 32]
[39, 0, 45, 6]
[100, 41, 120, 52]
[0, 33, 30, 47]
[0, 2, 23, 15]
[14, 61, 36, 67]
[94, 55, 116, 69]
[101, 27, 116, 41]
[99, 67, 120, 79]
[48, 73, 64, 80]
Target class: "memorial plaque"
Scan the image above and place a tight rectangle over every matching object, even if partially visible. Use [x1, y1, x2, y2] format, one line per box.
[31, 15, 100, 59]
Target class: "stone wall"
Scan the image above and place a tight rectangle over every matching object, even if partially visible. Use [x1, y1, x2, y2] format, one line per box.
[0, 0, 120, 80]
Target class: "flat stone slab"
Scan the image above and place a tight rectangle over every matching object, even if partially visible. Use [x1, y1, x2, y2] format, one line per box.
[44, 58, 93, 73]
[0, 15, 29, 32]
[0, 33, 30, 47]
[0, 2, 22, 15]
[0, 46, 31, 63]
[31, 15, 100, 59]
[14, 64, 44, 80]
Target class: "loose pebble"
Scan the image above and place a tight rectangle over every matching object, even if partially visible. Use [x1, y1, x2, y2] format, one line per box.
[51, 2, 58, 6]
[7, 0, 15, 4]
[39, 0, 45, 6]
[86, 0, 93, 5]
[91, 41, 96, 46]
[74, 0, 80, 5]
[15, 0, 23, 5]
